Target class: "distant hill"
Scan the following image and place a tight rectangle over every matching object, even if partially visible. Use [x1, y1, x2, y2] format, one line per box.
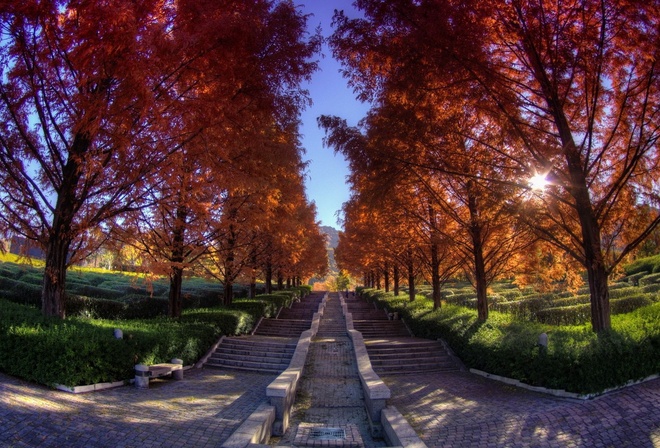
[320, 226, 339, 249]
[320, 226, 339, 275]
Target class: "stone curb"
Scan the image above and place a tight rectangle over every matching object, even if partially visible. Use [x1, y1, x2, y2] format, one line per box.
[381, 405, 428, 448]
[469, 369, 660, 400]
[221, 403, 276, 448]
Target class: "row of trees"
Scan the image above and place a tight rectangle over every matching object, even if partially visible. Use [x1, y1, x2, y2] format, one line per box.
[0, 0, 327, 318]
[324, 0, 660, 333]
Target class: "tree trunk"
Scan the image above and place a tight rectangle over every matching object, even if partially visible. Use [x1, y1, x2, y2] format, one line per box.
[42, 235, 70, 318]
[519, 29, 611, 332]
[249, 281, 257, 299]
[407, 249, 415, 302]
[265, 261, 273, 293]
[429, 204, 442, 310]
[393, 264, 400, 296]
[42, 133, 88, 318]
[467, 183, 488, 321]
[168, 265, 183, 318]
[277, 272, 284, 290]
[168, 204, 187, 318]
[383, 265, 390, 292]
[431, 243, 442, 310]
[224, 281, 234, 306]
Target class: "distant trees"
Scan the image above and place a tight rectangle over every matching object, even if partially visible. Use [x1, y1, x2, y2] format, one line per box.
[0, 0, 326, 318]
[327, 0, 660, 332]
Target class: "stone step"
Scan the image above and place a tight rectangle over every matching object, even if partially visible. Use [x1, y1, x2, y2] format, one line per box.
[213, 347, 295, 359]
[205, 358, 289, 373]
[209, 352, 292, 366]
[221, 337, 297, 351]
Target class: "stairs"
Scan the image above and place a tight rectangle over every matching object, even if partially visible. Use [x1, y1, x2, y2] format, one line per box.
[364, 337, 460, 375]
[203, 292, 325, 373]
[204, 336, 297, 374]
[345, 294, 462, 375]
[352, 320, 411, 338]
[252, 318, 312, 338]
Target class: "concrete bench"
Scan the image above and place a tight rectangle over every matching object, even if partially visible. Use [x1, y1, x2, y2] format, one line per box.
[134, 359, 183, 388]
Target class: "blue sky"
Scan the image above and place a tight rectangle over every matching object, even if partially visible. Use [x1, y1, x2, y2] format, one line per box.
[299, 1, 370, 229]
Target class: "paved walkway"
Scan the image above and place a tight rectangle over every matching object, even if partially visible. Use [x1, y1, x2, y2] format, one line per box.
[0, 368, 276, 447]
[384, 371, 660, 447]
[274, 292, 386, 447]
[1, 291, 659, 447]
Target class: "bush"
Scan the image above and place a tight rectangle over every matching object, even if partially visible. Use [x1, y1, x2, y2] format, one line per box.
[230, 299, 279, 320]
[359, 288, 660, 394]
[0, 298, 254, 387]
[639, 273, 660, 286]
[624, 254, 660, 276]
[256, 293, 295, 309]
[65, 295, 169, 320]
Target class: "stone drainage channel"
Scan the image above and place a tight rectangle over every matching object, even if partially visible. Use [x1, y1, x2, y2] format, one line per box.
[221, 292, 424, 448]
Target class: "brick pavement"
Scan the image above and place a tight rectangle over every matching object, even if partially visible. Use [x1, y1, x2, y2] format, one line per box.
[0, 368, 276, 448]
[384, 371, 660, 447]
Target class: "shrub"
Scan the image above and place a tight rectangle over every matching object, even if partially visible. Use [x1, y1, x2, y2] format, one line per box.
[65, 295, 169, 320]
[256, 293, 295, 309]
[624, 254, 660, 276]
[639, 273, 660, 286]
[0, 299, 253, 387]
[230, 299, 278, 320]
[359, 288, 660, 394]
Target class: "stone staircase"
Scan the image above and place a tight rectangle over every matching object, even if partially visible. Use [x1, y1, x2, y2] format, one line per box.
[351, 320, 412, 338]
[345, 294, 462, 375]
[204, 336, 297, 373]
[204, 292, 325, 373]
[364, 337, 460, 375]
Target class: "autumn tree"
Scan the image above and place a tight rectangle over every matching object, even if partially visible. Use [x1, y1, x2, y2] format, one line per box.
[0, 1, 176, 317]
[110, 0, 320, 316]
[330, 0, 660, 332]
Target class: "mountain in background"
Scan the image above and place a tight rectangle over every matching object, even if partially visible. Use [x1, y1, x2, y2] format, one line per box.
[320, 226, 339, 275]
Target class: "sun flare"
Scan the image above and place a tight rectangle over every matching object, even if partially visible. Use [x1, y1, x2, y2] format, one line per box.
[528, 173, 549, 191]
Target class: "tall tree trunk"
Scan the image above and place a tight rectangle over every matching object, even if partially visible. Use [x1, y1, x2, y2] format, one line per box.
[520, 29, 611, 332]
[375, 271, 382, 289]
[429, 204, 442, 310]
[407, 248, 415, 302]
[265, 261, 273, 293]
[42, 133, 88, 318]
[277, 272, 284, 290]
[168, 204, 187, 318]
[224, 281, 234, 306]
[431, 242, 442, 310]
[467, 183, 488, 321]
[42, 234, 71, 318]
[393, 264, 400, 296]
[383, 264, 390, 292]
[169, 265, 183, 318]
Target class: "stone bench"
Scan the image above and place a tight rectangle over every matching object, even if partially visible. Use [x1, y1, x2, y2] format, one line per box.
[134, 358, 183, 388]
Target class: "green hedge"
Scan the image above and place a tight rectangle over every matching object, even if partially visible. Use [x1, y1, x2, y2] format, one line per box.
[359, 287, 660, 394]
[0, 299, 254, 387]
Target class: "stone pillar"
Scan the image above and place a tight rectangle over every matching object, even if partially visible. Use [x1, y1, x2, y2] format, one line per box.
[134, 364, 150, 388]
[171, 358, 184, 380]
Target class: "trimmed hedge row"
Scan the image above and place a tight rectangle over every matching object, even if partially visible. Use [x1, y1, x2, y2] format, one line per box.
[0, 299, 252, 387]
[360, 287, 660, 394]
